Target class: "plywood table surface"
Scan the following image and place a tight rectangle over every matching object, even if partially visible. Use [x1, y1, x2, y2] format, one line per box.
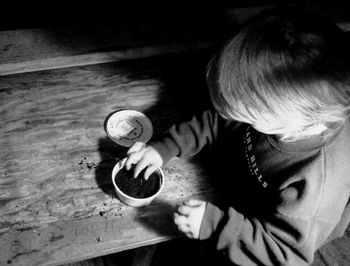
[0, 54, 214, 266]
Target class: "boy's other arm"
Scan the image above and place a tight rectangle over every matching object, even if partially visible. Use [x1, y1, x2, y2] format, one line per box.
[198, 170, 347, 266]
[200, 203, 323, 266]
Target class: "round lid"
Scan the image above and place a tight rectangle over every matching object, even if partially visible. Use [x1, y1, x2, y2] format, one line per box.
[105, 110, 153, 147]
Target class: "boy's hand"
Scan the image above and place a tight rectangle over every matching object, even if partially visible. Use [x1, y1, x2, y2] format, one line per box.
[174, 199, 206, 239]
[125, 142, 163, 180]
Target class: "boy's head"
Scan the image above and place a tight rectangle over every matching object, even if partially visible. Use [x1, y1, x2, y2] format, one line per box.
[207, 7, 350, 140]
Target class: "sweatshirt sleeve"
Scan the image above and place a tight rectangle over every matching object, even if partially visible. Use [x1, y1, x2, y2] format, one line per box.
[199, 203, 316, 266]
[150, 109, 223, 164]
[199, 179, 344, 266]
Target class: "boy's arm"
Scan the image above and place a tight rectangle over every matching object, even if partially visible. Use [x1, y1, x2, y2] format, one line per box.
[126, 109, 241, 180]
[150, 109, 227, 164]
[200, 202, 333, 266]
[199, 183, 347, 266]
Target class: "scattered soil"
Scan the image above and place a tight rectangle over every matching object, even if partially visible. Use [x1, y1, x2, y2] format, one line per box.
[114, 166, 161, 198]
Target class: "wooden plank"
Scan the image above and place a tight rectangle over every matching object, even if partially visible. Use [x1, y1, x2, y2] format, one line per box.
[1, 19, 349, 77]
[0, 8, 349, 77]
[0, 53, 215, 265]
[0, 6, 268, 61]
[0, 5, 299, 76]
[0, 42, 212, 76]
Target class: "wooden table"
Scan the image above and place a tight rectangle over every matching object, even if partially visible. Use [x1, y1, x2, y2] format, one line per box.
[0, 52, 215, 266]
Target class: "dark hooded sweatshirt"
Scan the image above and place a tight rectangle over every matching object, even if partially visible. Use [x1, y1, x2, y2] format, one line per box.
[151, 109, 350, 266]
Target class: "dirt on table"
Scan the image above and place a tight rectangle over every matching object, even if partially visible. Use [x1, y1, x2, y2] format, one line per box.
[114, 166, 161, 198]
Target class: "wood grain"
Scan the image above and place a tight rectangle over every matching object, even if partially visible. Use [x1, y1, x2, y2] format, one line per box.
[0, 54, 214, 265]
[0, 42, 212, 76]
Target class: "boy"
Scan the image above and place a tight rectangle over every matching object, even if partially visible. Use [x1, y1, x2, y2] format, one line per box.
[125, 7, 350, 265]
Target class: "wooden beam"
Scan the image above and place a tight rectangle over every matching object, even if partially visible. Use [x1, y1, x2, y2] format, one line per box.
[0, 5, 349, 76]
[0, 42, 212, 76]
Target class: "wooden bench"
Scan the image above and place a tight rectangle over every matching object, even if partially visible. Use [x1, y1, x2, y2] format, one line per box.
[1, 4, 350, 266]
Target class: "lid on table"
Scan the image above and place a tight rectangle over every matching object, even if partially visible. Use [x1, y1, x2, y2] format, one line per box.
[105, 110, 153, 147]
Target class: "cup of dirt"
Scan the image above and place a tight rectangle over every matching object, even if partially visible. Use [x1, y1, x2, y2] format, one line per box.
[111, 158, 164, 207]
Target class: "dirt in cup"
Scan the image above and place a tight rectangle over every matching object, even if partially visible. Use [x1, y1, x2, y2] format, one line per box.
[115, 166, 161, 198]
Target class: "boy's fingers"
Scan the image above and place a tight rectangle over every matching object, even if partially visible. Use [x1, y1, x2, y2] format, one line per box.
[185, 231, 194, 239]
[184, 199, 203, 207]
[125, 151, 143, 170]
[179, 225, 191, 234]
[174, 214, 194, 236]
[186, 233, 193, 238]
[173, 213, 188, 226]
[177, 205, 191, 216]
[144, 165, 157, 180]
[127, 142, 145, 155]
[133, 157, 148, 178]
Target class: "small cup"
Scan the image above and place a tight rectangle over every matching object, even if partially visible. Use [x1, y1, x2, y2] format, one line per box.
[111, 158, 164, 207]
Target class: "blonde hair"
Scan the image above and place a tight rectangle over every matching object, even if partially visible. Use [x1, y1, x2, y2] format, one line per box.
[207, 7, 350, 140]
